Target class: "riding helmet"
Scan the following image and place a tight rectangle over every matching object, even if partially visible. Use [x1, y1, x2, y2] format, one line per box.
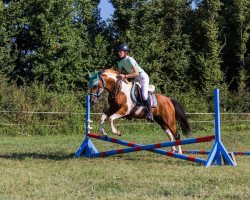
[118, 44, 129, 52]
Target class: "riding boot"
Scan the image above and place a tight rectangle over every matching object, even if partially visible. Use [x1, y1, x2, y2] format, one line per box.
[143, 98, 154, 122]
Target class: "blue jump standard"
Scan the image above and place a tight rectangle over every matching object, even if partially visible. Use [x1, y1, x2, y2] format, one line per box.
[75, 95, 98, 158]
[205, 89, 236, 167]
[75, 89, 237, 167]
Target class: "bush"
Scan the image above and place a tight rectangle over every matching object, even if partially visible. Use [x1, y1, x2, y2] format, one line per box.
[0, 76, 86, 135]
[0, 74, 249, 135]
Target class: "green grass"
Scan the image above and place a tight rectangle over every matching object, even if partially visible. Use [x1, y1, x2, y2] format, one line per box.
[0, 125, 249, 200]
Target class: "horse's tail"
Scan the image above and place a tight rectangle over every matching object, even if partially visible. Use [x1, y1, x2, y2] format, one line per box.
[170, 98, 191, 135]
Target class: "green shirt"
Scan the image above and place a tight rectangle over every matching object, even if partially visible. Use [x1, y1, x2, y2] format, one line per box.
[118, 56, 144, 74]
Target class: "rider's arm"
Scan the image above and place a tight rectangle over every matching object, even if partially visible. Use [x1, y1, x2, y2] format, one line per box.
[117, 66, 123, 73]
[125, 65, 139, 79]
[117, 67, 126, 79]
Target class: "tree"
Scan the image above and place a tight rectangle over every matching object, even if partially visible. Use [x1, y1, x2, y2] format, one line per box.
[220, 0, 250, 90]
[0, 1, 5, 72]
[0, 0, 109, 91]
[189, 0, 224, 97]
[109, 0, 192, 94]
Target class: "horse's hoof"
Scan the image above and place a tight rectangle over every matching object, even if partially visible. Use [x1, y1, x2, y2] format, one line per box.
[100, 130, 107, 136]
[116, 131, 122, 136]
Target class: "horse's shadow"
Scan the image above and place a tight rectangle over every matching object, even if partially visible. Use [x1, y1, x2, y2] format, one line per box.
[0, 152, 75, 160]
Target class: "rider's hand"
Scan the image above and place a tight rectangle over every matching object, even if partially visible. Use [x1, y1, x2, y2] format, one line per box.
[119, 74, 126, 79]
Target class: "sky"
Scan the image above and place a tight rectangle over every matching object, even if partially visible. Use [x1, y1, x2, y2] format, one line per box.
[98, 0, 197, 20]
[98, 0, 115, 20]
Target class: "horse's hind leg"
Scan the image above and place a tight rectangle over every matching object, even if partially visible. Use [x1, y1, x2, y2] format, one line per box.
[165, 129, 176, 152]
[156, 117, 182, 154]
[165, 129, 182, 154]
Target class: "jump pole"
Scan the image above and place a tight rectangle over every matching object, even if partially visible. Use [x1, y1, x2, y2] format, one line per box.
[179, 150, 250, 156]
[87, 132, 215, 165]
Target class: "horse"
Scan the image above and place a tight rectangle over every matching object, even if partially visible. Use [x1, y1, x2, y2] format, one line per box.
[89, 69, 191, 153]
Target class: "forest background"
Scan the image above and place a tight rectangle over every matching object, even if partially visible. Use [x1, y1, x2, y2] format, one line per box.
[0, 0, 249, 135]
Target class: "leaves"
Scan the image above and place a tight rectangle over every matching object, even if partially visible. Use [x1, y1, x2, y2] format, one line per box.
[0, 0, 249, 96]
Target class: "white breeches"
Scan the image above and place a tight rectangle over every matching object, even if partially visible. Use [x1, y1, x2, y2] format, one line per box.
[135, 71, 149, 100]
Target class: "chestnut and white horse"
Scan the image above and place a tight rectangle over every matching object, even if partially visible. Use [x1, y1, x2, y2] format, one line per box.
[89, 69, 191, 153]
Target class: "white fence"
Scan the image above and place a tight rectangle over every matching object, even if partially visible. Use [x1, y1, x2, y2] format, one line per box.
[0, 111, 249, 126]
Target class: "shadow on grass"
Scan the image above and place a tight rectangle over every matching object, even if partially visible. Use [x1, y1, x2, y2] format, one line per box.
[121, 156, 201, 166]
[0, 152, 204, 166]
[0, 152, 76, 160]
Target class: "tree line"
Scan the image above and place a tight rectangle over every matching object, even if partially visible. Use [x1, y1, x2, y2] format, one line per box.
[0, 0, 249, 110]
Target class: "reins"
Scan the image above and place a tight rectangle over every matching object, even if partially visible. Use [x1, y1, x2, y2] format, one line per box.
[109, 78, 122, 99]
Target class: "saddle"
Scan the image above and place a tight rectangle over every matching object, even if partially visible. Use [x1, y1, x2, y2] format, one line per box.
[131, 82, 158, 107]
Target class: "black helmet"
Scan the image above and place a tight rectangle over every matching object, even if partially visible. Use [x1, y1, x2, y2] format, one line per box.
[118, 44, 129, 52]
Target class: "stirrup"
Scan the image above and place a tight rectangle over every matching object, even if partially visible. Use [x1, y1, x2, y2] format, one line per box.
[146, 114, 154, 122]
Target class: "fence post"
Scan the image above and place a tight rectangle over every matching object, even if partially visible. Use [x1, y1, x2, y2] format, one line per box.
[75, 95, 98, 158]
[205, 89, 236, 167]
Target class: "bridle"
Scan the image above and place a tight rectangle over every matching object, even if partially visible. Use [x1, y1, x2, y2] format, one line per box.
[90, 73, 121, 99]
[90, 75, 106, 98]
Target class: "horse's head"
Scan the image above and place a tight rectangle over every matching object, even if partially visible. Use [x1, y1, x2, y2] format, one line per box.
[89, 69, 121, 105]
[88, 70, 105, 105]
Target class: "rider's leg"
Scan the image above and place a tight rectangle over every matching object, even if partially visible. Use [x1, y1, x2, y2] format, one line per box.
[143, 98, 154, 121]
[140, 72, 154, 121]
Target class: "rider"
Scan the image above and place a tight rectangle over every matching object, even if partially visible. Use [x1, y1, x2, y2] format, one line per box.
[117, 44, 154, 121]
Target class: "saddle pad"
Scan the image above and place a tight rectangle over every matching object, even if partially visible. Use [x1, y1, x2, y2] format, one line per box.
[131, 83, 158, 108]
[150, 93, 158, 107]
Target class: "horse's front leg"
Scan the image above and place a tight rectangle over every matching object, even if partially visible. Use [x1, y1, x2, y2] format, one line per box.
[109, 107, 127, 136]
[99, 113, 108, 136]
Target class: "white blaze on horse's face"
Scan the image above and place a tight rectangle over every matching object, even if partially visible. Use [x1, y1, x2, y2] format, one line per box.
[90, 84, 104, 105]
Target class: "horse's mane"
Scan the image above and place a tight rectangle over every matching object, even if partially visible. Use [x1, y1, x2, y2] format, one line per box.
[102, 68, 119, 75]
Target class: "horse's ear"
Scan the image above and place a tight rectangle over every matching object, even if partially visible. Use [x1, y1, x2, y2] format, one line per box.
[88, 70, 92, 78]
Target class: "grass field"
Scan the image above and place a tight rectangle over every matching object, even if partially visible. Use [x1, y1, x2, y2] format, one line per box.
[0, 123, 249, 200]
